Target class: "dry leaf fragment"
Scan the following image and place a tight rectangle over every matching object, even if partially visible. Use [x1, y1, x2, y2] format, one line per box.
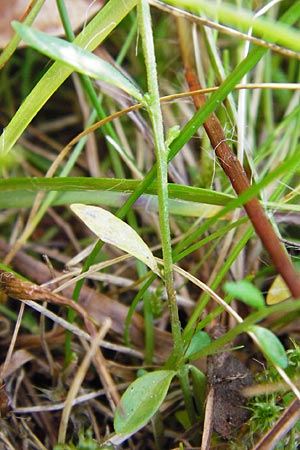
[0, 0, 103, 48]
[266, 275, 291, 305]
[0, 349, 34, 379]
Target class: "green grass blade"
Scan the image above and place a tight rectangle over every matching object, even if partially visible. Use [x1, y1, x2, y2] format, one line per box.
[12, 22, 143, 103]
[0, 0, 138, 156]
[164, 0, 300, 51]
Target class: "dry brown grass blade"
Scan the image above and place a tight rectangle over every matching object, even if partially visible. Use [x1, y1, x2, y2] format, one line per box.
[0, 239, 174, 361]
[58, 319, 114, 444]
[0, 269, 96, 337]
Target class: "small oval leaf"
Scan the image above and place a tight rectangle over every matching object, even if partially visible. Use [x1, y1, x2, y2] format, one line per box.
[249, 325, 288, 368]
[12, 21, 144, 103]
[224, 280, 265, 310]
[70, 204, 159, 275]
[114, 370, 176, 434]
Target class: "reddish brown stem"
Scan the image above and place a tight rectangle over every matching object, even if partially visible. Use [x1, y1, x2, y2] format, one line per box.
[177, 19, 300, 298]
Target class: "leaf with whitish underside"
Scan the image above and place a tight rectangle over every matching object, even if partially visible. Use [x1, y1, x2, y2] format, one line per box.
[249, 325, 288, 368]
[114, 370, 176, 434]
[70, 204, 160, 275]
[12, 21, 144, 103]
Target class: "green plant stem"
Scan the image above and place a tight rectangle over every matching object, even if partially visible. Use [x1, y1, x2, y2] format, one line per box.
[55, 0, 125, 363]
[117, 45, 268, 223]
[190, 299, 300, 361]
[137, 0, 195, 424]
[56, 0, 125, 177]
[137, 0, 183, 358]
[0, 0, 138, 156]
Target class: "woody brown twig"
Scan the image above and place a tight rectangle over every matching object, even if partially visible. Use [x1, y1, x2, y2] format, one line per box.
[177, 18, 300, 298]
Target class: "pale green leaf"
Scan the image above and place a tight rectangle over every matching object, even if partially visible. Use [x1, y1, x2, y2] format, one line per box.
[114, 370, 176, 434]
[224, 280, 265, 310]
[70, 204, 159, 275]
[12, 21, 144, 103]
[249, 325, 288, 368]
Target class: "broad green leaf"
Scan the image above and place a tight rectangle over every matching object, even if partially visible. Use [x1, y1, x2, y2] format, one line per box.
[224, 280, 265, 310]
[114, 370, 176, 434]
[70, 204, 159, 275]
[249, 325, 288, 368]
[12, 21, 144, 103]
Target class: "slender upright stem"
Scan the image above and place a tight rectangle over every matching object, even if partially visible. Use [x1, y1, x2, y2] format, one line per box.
[137, 0, 183, 358]
[138, 0, 196, 423]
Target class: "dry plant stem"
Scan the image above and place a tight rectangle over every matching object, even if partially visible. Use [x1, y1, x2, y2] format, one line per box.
[201, 388, 214, 450]
[58, 320, 112, 444]
[150, 0, 300, 61]
[19, 418, 49, 450]
[0, 270, 95, 336]
[0, 432, 15, 450]
[243, 376, 300, 397]
[0, 302, 24, 381]
[80, 331, 120, 409]
[0, 240, 174, 361]
[0, 268, 120, 437]
[177, 18, 300, 298]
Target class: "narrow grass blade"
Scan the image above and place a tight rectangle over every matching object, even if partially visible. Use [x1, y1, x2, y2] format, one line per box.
[164, 0, 300, 52]
[12, 21, 143, 103]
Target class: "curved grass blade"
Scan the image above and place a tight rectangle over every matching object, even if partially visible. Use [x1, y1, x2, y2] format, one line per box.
[12, 21, 144, 103]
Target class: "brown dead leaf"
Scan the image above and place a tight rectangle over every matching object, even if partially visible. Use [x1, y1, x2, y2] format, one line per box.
[0, 348, 34, 378]
[0, 0, 103, 48]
